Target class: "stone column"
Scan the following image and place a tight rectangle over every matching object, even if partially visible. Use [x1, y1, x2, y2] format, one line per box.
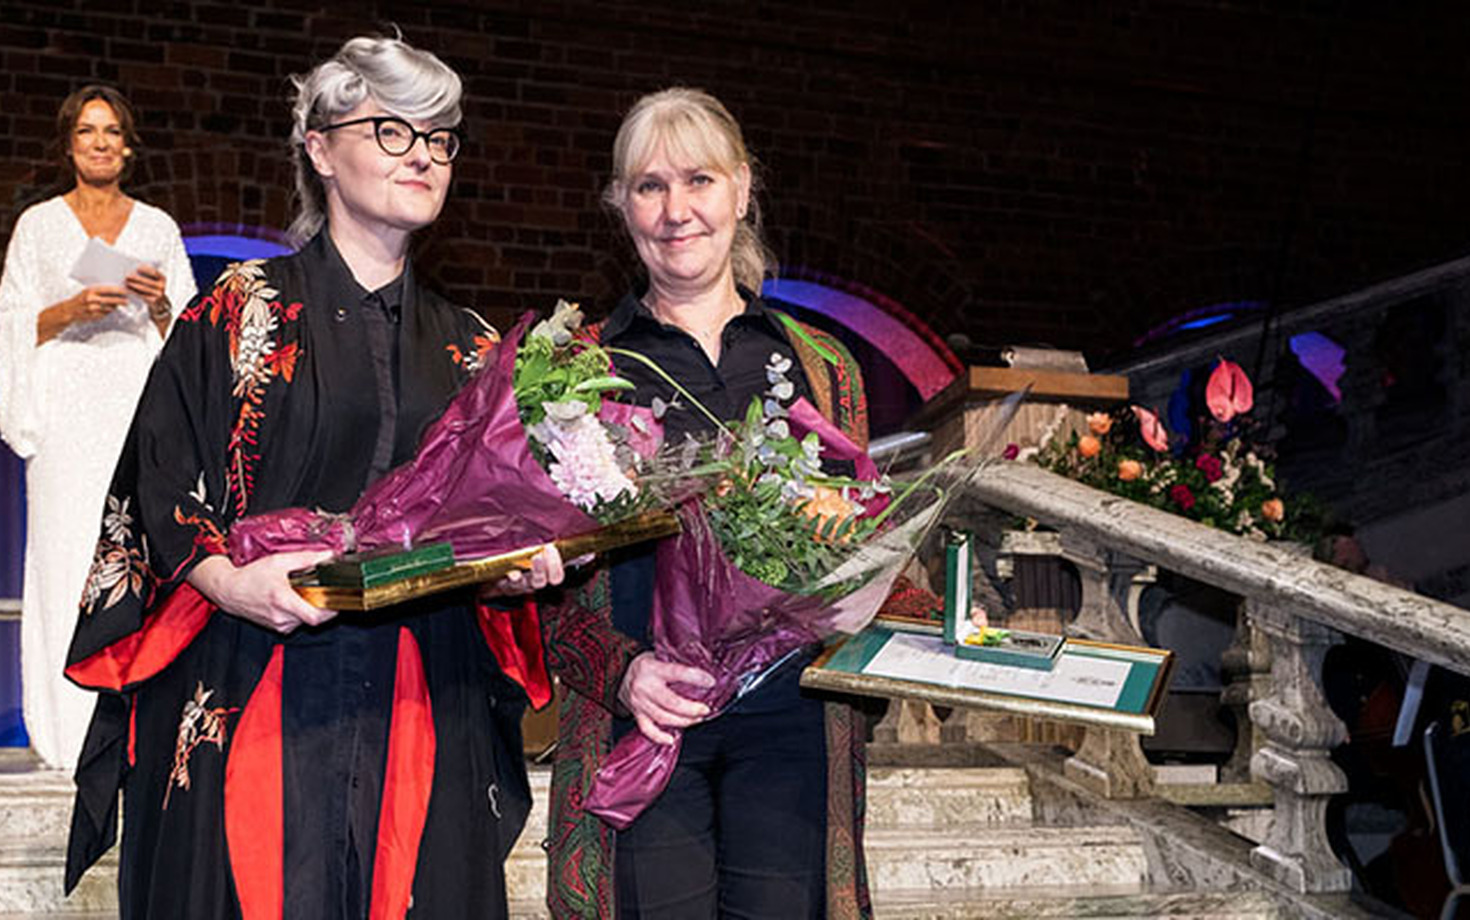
[1248, 600, 1351, 893]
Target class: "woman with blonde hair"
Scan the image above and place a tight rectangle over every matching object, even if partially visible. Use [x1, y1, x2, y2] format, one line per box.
[0, 84, 195, 770]
[544, 87, 874, 919]
[63, 36, 561, 919]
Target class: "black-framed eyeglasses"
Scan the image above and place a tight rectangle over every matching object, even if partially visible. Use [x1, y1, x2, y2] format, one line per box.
[317, 115, 462, 164]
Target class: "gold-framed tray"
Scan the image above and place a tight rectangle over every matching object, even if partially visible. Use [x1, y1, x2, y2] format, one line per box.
[802, 622, 1174, 735]
[290, 509, 681, 610]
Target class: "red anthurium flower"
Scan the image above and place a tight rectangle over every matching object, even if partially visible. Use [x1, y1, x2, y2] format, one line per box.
[1206, 358, 1254, 423]
[1131, 406, 1170, 452]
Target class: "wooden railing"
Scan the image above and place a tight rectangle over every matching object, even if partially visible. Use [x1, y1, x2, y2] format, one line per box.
[943, 460, 1470, 894]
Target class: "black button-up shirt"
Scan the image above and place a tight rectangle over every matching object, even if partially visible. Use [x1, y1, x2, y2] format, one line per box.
[321, 234, 407, 484]
[599, 289, 815, 445]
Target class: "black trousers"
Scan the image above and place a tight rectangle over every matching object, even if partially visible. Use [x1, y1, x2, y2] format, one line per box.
[614, 692, 828, 919]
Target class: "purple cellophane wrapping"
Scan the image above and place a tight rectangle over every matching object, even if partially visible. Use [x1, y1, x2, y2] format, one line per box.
[229, 315, 653, 566]
[584, 399, 915, 829]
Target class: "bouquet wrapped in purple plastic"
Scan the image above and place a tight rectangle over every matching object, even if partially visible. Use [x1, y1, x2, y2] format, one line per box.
[229, 302, 668, 575]
[583, 353, 963, 829]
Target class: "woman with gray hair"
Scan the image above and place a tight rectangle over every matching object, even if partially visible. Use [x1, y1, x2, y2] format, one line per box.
[62, 35, 560, 919]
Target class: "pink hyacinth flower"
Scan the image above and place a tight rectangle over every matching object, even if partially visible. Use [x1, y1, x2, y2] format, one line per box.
[1131, 405, 1170, 452]
[1205, 358, 1254, 423]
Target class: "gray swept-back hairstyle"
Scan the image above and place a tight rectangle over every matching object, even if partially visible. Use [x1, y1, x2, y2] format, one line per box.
[604, 87, 775, 293]
[287, 35, 463, 243]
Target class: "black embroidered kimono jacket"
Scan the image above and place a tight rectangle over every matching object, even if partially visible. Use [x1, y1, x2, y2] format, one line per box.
[63, 232, 542, 920]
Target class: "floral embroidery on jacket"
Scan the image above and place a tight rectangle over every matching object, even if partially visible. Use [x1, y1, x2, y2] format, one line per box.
[184, 260, 304, 514]
[172, 471, 227, 557]
[164, 682, 237, 809]
[80, 494, 151, 613]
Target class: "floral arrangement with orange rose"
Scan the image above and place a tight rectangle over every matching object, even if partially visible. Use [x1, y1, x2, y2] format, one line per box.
[1032, 358, 1323, 542]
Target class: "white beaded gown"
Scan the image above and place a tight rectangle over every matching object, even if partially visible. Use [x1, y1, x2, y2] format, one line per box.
[0, 196, 196, 769]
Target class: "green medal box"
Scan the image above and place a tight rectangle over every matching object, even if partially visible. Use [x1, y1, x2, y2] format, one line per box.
[313, 543, 457, 588]
[944, 530, 1064, 670]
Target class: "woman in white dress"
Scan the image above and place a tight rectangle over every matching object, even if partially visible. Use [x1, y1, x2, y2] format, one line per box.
[0, 85, 196, 769]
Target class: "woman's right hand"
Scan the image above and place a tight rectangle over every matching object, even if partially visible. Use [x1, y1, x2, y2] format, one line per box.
[618, 651, 716, 745]
[36, 285, 130, 344]
[187, 551, 339, 635]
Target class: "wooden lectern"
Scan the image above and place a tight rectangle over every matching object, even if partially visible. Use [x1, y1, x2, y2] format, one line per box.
[921, 347, 1130, 459]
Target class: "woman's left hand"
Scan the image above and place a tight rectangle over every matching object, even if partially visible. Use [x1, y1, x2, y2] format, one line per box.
[481, 543, 567, 597]
[124, 265, 168, 311]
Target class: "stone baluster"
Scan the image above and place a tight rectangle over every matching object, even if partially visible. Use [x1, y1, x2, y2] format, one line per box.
[1058, 534, 1158, 798]
[1061, 534, 1155, 644]
[994, 529, 1158, 796]
[1218, 597, 1271, 784]
[870, 698, 943, 746]
[1247, 599, 1351, 893]
[1064, 722, 1157, 799]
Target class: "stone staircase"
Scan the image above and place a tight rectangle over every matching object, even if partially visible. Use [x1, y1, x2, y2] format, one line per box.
[0, 760, 1280, 919]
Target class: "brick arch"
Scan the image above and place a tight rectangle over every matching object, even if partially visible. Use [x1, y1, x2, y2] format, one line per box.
[762, 272, 961, 402]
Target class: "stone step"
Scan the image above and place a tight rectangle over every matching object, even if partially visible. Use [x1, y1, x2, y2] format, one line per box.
[873, 886, 1280, 919]
[865, 765, 1032, 828]
[0, 771, 74, 843]
[866, 823, 1148, 893]
[0, 842, 115, 915]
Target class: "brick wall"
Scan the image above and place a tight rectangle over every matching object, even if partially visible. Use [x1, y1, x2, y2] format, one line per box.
[2, 1, 1468, 357]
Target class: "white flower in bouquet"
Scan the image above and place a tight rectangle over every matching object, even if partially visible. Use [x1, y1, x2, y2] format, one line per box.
[529, 401, 638, 512]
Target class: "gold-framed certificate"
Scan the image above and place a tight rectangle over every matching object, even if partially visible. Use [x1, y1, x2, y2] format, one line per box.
[801, 621, 1174, 734]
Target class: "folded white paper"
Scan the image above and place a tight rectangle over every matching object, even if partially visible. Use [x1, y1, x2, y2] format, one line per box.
[69, 236, 159, 314]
